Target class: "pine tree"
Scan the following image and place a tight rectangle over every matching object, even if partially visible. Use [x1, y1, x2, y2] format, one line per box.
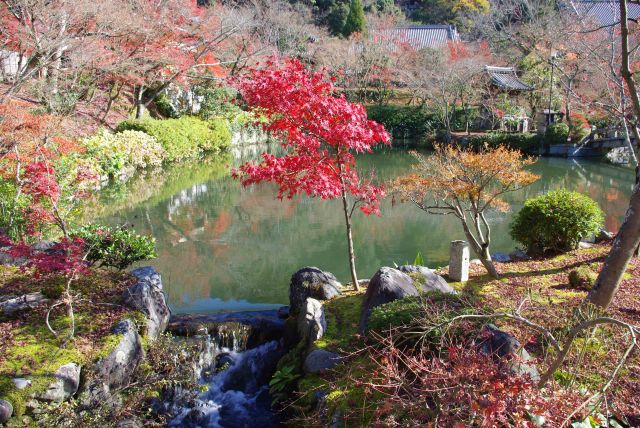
[343, 0, 367, 37]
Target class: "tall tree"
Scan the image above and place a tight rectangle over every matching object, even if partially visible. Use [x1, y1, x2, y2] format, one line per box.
[231, 58, 390, 290]
[343, 0, 367, 37]
[587, 0, 640, 309]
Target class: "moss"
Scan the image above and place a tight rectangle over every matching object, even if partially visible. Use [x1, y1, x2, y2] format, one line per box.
[568, 265, 598, 290]
[313, 291, 363, 352]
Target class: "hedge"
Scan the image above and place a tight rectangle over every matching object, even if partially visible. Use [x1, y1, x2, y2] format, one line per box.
[116, 116, 231, 161]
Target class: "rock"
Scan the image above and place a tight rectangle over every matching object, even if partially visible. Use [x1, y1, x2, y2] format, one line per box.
[359, 267, 418, 333]
[12, 378, 31, 389]
[0, 293, 48, 317]
[289, 267, 342, 314]
[509, 249, 530, 261]
[39, 363, 81, 402]
[303, 350, 342, 374]
[31, 240, 55, 252]
[0, 399, 12, 424]
[124, 267, 170, 341]
[129, 266, 163, 289]
[277, 306, 290, 319]
[0, 248, 27, 266]
[297, 298, 326, 344]
[169, 310, 285, 351]
[398, 265, 456, 294]
[117, 418, 143, 428]
[93, 319, 144, 390]
[596, 229, 614, 243]
[578, 241, 593, 249]
[491, 253, 511, 263]
[477, 324, 539, 381]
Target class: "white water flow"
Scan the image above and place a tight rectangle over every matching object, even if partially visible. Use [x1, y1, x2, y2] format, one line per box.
[170, 337, 283, 428]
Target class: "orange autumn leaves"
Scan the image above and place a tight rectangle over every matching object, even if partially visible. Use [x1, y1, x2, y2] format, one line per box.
[392, 145, 539, 214]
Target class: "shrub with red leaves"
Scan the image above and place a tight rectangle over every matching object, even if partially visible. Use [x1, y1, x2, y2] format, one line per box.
[366, 339, 584, 427]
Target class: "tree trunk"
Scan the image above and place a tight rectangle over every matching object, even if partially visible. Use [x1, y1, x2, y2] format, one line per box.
[587, 183, 640, 308]
[460, 218, 499, 278]
[135, 86, 146, 119]
[586, 0, 640, 309]
[341, 189, 360, 291]
[479, 245, 499, 278]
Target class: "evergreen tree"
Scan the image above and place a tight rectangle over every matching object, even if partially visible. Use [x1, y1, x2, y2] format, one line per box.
[343, 0, 367, 37]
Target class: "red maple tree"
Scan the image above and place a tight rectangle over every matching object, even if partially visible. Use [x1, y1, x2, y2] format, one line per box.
[232, 58, 391, 290]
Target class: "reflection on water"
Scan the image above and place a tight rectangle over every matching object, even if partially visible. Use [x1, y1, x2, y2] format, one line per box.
[90, 150, 635, 314]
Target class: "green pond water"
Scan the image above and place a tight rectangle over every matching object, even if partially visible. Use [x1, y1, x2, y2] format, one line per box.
[89, 149, 635, 314]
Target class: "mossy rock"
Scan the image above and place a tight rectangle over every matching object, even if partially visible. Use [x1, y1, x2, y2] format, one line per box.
[568, 265, 598, 290]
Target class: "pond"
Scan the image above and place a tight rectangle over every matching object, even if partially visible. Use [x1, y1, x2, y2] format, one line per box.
[88, 149, 635, 314]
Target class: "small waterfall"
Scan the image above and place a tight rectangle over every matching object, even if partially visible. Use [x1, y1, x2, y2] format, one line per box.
[164, 311, 287, 428]
[170, 340, 284, 428]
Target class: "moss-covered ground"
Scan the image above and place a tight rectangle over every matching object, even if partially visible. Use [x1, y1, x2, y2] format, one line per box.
[287, 243, 640, 426]
[0, 266, 141, 420]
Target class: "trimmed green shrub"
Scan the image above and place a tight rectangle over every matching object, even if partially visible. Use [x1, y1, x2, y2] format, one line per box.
[510, 189, 605, 254]
[365, 105, 435, 139]
[71, 223, 157, 270]
[116, 116, 231, 161]
[83, 130, 165, 179]
[544, 122, 570, 145]
[464, 132, 541, 153]
[568, 265, 598, 290]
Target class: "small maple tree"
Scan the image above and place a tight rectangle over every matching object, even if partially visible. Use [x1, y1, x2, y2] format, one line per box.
[232, 58, 390, 290]
[392, 145, 539, 278]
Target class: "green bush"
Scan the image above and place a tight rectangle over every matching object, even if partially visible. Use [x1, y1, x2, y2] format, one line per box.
[568, 265, 598, 290]
[71, 223, 157, 270]
[510, 189, 605, 254]
[544, 122, 570, 145]
[464, 132, 541, 153]
[0, 179, 30, 240]
[365, 105, 435, 139]
[192, 83, 242, 120]
[116, 116, 231, 161]
[154, 93, 180, 119]
[83, 130, 165, 179]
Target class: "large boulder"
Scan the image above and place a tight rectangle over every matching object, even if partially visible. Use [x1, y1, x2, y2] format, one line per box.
[359, 267, 418, 333]
[398, 265, 456, 294]
[303, 350, 342, 374]
[124, 267, 170, 341]
[289, 267, 342, 315]
[0, 293, 48, 317]
[39, 363, 81, 402]
[93, 319, 144, 390]
[477, 324, 540, 381]
[297, 298, 326, 344]
[0, 399, 12, 424]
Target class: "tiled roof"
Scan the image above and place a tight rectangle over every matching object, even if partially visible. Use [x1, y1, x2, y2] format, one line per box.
[567, 0, 640, 27]
[485, 66, 534, 91]
[382, 25, 460, 50]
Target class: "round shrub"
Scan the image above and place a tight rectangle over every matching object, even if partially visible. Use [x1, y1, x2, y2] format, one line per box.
[83, 130, 165, 179]
[544, 122, 569, 145]
[510, 189, 605, 254]
[568, 265, 598, 290]
[71, 223, 156, 270]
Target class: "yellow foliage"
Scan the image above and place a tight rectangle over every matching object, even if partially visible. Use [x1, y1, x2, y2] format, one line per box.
[392, 145, 539, 214]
